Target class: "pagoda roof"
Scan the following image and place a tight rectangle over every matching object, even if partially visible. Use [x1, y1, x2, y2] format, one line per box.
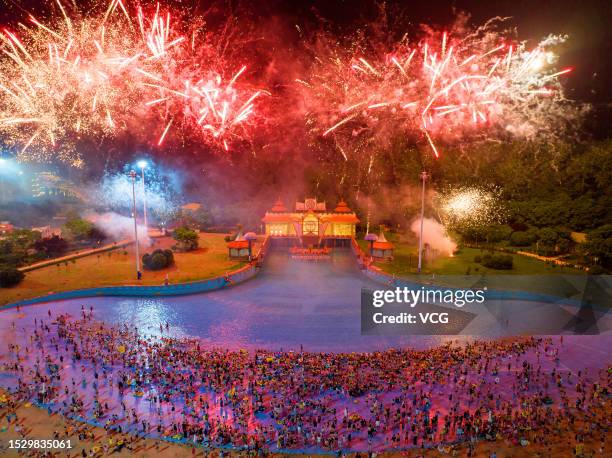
[373, 230, 394, 249]
[227, 240, 249, 249]
[270, 198, 287, 212]
[333, 200, 352, 213]
[228, 230, 249, 248]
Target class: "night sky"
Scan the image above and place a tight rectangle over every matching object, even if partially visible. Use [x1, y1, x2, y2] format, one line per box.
[2, 0, 610, 103]
[278, 0, 612, 105]
[1, 0, 610, 155]
[0, 0, 609, 213]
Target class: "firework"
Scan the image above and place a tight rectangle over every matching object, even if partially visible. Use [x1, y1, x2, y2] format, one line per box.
[146, 65, 266, 151]
[0, 1, 147, 164]
[300, 17, 580, 159]
[135, 4, 267, 151]
[0, 0, 266, 164]
[436, 186, 505, 230]
[99, 162, 179, 224]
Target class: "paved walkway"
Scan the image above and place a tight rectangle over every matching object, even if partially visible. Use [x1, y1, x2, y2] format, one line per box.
[18, 239, 133, 272]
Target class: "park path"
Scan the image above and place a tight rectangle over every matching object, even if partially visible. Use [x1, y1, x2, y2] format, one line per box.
[18, 239, 133, 272]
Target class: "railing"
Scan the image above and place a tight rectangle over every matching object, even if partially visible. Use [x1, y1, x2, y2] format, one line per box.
[350, 237, 370, 269]
[254, 235, 271, 259]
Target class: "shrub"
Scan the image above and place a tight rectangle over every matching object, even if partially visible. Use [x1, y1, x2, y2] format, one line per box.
[33, 235, 68, 258]
[538, 227, 558, 247]
[482, 254, 514, 270]
[510, 231, 533, 247]
[583, 225, 612, 268]
[588, 265, 606, 275]
[142, 249, 174, 271]
[173, 227, 199, 251]
[473, 255, 482, 263]
[0, 268, 25, 287]
[150, 252, 168, 270]
[62, 217, 94, 241]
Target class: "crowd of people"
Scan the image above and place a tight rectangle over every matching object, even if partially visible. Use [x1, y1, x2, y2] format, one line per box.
[1, 306, 610, 456]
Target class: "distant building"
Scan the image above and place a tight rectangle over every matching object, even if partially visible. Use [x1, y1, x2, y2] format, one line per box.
[0, 221, 14, 235]
[31, 225, 62, 239]
[181, 202, 202, 212]
[31, 172, 79, 200]
[262, 198, 359, 247]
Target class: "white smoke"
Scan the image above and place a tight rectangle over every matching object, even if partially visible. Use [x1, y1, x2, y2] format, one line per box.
[84, 211, 150, 244]
[410, 218, 457, 256]
[98, 166, 180, 224]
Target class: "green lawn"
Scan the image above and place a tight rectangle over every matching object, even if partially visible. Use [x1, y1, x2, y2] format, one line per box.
[359, 239, 586, 296]
[359, 240, 584, 276]
[1, 233, 248, 306]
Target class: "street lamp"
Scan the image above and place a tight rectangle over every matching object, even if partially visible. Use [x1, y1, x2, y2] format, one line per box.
[0, 158, 7, 203]
[364, 233, 378, 258]
[137, 160, 148, 233]
[417, 171, 429, 273]
[244, 232, 258, 261]
[129, 170, 141, 280]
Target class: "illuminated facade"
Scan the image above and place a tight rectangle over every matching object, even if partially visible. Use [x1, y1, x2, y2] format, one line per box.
[262, 198, 359, 245]
[31, 172, 79, 200]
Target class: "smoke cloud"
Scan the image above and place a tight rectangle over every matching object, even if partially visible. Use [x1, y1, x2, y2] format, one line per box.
[84, 211, 150, 244]
[410, 217, 457, 256]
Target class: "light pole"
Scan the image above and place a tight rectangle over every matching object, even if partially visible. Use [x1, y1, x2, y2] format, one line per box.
[417, 171, 429, 273]
[137, 160, 148, 233]
[0, 158, 7, 204]
[130, 170, 141, 279]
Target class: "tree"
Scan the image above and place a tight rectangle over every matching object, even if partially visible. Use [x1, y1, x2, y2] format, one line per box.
[481, 254, 513, 270]
[33, 235, 69, 258]
[173, 227, 199, 251]
[142, 249, 174, 270]
[8, 229, 41, 247]
[510, 231, 534, 247]
[582, 225, 612, 268]
[0, 229, 41, 268]
[0, 268, 24, 287]
[180, 208, 212, 230]
[484, 225, 512, 244]
[63, 217, 94, 241]
[537, 228, 558, 255]
[88, 227, 107, 243]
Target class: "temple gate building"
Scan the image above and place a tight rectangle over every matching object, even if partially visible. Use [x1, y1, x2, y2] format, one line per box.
[262, 198, 359, 247]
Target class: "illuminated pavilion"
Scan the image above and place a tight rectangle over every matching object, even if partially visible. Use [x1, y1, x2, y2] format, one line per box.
[262, 198, 359, 247]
